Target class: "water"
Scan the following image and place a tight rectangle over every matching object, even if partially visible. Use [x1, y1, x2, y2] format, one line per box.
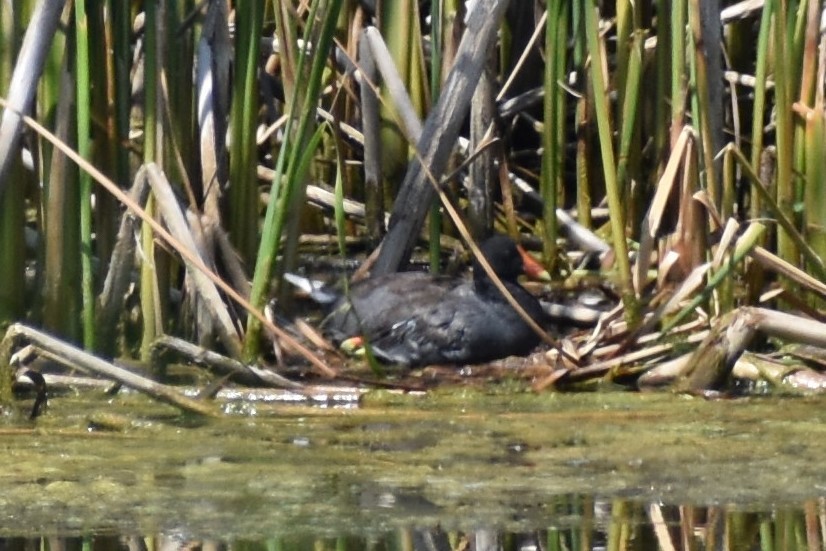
[0, 389, 824, 548]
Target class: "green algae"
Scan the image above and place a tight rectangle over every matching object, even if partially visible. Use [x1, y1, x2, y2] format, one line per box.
[0, 389, 824, 538]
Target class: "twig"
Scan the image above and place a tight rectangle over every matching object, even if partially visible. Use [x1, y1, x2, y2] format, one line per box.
[1, 324, 217, 417]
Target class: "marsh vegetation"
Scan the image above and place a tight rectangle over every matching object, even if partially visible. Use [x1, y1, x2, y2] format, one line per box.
[0, 1, 825, 404]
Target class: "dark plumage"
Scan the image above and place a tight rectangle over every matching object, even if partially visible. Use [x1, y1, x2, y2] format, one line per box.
[322, 235, 547, 366]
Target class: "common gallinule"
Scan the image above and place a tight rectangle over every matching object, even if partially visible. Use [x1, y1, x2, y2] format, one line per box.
[322, 235, 548, 366]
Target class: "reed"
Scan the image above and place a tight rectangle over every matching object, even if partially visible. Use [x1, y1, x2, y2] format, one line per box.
[540, 0, 566, 271]
[74, 0, 94, 349]
[227, 0, 264, 266]
[0, 1, 28, 327]
[244, 0, 344, 359]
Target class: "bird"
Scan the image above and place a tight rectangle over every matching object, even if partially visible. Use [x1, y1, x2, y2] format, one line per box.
[321, 234, 549, 367]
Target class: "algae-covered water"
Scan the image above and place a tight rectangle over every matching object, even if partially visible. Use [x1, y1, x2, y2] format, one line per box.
[1, 389, 825, 544]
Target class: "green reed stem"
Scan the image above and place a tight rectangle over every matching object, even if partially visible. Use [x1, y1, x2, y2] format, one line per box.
[584, 1, 637, 320]
[749, 0, 772, 175]
[244, 0, 344, 360]
[139, 0, 160, 360]
[774, 0, 796, 263]
[0, 2, 25, 326]
[616, 31, 642, 203]
[540, 0, 565, 269]
[803, 108, 826, 279]
[428, 0, 443, 273]
[75, 0, 95, 350]
[228, 0, 264, 264]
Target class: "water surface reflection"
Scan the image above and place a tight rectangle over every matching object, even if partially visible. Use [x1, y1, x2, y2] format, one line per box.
[1, 390, 824, 547]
